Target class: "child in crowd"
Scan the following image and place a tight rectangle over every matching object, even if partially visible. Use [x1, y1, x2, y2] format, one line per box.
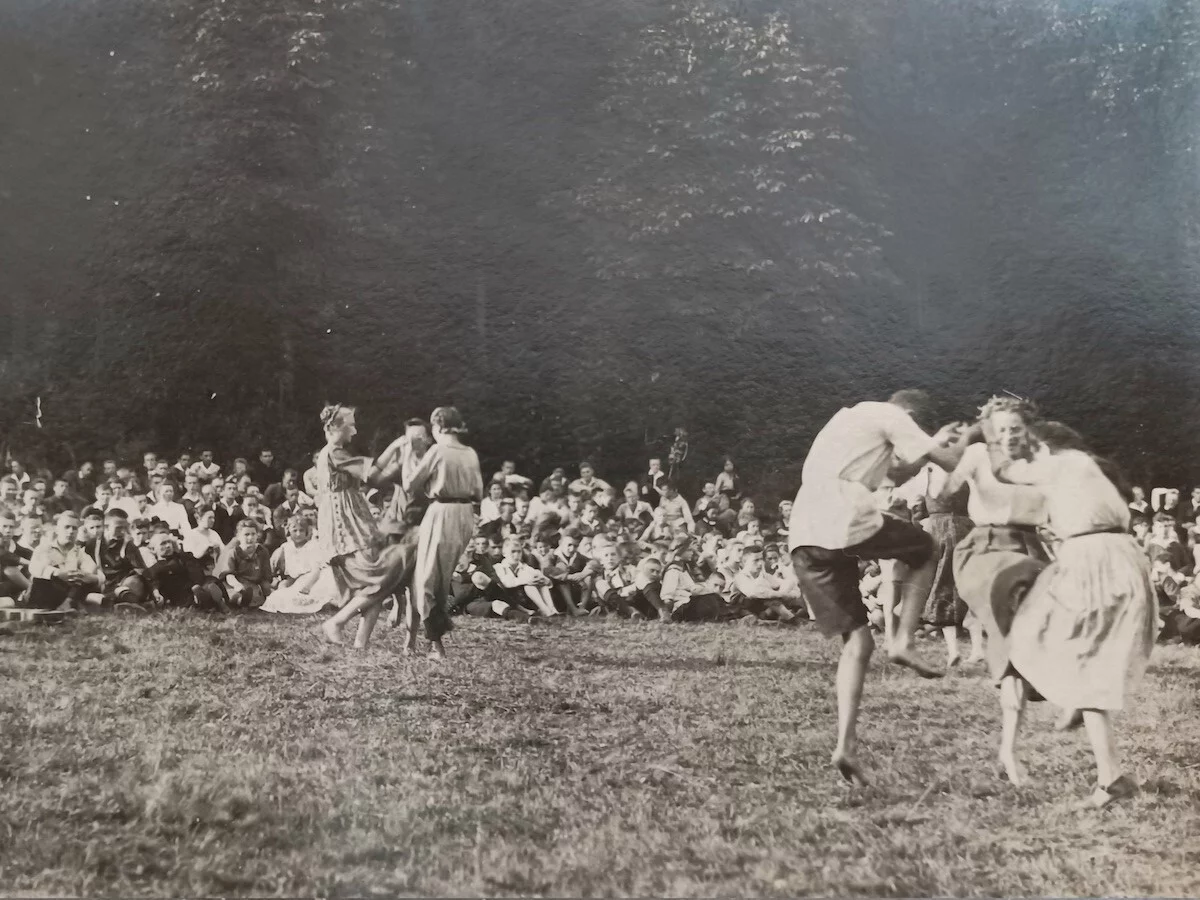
[144, 532, 229, 612]
[0, 512, 30, 603]
[270, 515, 321, 590]
[183, 507, 225, 568]
[91, 511, 148, 607]
[492, 536, 559, 617]
[215, 519, 272, 609]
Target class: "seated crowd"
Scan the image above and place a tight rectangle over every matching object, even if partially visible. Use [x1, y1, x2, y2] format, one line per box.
[0, 450, 1197, 643]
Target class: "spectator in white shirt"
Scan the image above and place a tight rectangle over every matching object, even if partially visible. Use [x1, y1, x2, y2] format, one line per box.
[492, 460, 535, 495]
[188, 449, 222, 483]
[569, 461, 612, 499]
[183, 507, 225, 568]
[479, 481, 507, 525]
[492, 537, 558, 616]
[148, 482, 191, 534]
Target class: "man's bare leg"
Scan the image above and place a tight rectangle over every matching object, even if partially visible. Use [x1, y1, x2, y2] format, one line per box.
[880, 580, 897, 652]
[831, 625, 874, 786]
[888, 557, 943, 678]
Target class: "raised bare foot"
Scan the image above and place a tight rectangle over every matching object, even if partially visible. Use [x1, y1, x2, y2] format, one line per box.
[320, 621, 346, 645]
[887, 648, 944, 679]
[831, 750, 869, 786]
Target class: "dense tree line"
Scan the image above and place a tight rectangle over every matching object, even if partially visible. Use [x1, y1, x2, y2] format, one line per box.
[1, 0, 1197, 492]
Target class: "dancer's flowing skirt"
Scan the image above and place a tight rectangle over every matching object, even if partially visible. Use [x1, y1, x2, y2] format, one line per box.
[953, 525, 1048, 681]
[262, 531, 418, 615]
[921, 513, 973, 626]
[1009, 533, 1156, 711]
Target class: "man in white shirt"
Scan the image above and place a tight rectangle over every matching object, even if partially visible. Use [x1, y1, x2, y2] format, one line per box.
[787, 389, 971, 786]
[568, 462, 612, 499]
[188, 449, 222, 484]
[148, 482, 191, 535]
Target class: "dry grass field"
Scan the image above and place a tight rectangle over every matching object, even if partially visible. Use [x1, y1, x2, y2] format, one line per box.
[1, 612, 1197, 897]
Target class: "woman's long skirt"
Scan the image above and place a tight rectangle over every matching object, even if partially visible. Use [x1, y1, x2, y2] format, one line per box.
[921, 513, 973, 626]
[408, 502, 476, 641]
[1009, 533, 1156, 710]
[953, 525, 1049, 682]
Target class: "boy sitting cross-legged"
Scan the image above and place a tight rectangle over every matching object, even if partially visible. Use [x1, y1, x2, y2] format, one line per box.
[214, 519, 272, 609]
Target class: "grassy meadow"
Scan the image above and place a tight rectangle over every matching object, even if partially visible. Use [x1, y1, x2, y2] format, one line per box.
[0, 612, 1197, 897]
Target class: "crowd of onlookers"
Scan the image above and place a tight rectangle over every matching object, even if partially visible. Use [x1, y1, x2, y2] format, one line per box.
[0, 448, 1197, 644]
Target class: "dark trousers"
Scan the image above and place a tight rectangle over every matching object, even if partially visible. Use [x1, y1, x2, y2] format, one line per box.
[672, 592, 735, 622]
[1162, 609, 1200, 645]
[27, 578, 88, 610]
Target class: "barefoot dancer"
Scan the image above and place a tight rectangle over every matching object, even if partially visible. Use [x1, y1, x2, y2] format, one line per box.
[937, 396, 1050, 785]
[788, 390, 971, 785]
[998, 422, 1156, 808]
[315, 404, 417, 649]
[401, 407, 484, 660]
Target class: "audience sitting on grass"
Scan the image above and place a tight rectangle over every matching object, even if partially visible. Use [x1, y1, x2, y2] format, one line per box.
[0, 446, 1197, 649]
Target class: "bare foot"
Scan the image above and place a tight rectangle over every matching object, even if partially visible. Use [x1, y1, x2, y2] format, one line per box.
[1055, 708, 1084, 732]
[998, 751, 1026, 786]
[947, 652, 962, 669]
[887, 648, 944, 679]
[427, 640, 446, 661]
[965, 653, 985, 665]
[320, 621, 345, 645]
[831, 750, 869, 786]
[401, 635, 418, 657]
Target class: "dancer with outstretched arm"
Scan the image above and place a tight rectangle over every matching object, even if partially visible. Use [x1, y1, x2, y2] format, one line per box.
[314, 404, 418, 649]
[787, 390, 971, 786]
[998, 421, 1156, 808]
[402, 406, 484, 660]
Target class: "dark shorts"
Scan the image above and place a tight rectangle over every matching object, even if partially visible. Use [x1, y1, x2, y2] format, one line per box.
[791, 515, 935, 637]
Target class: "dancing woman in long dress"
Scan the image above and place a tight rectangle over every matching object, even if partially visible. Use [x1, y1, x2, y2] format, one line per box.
[999, 422, 1156, 808]
[936, 396, 1049, 785]
[402, 406, 484, 659]
[915, 465, 978, 667]
[315, 404, 418, 649]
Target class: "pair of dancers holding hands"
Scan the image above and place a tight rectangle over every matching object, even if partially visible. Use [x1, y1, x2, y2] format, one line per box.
[789, 391, 1154, 809]
[295, 403, 482, 658]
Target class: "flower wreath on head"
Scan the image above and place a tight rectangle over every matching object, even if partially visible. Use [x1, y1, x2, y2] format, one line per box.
[977, 391, 1039, 424]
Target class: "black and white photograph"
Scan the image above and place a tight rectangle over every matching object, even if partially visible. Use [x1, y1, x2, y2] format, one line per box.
[1, 0, 1199, 895]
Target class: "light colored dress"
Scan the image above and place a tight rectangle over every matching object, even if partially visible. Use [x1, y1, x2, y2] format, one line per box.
[943, 443, 1049, 681]
[403, 443, 484, 641]
[315, 445, 380, 562]
[297, 442, 417, 608]
[1004, 449, 1156, 710]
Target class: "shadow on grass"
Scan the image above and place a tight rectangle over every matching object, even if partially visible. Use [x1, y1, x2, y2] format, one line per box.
[563, 650, 828, 674]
